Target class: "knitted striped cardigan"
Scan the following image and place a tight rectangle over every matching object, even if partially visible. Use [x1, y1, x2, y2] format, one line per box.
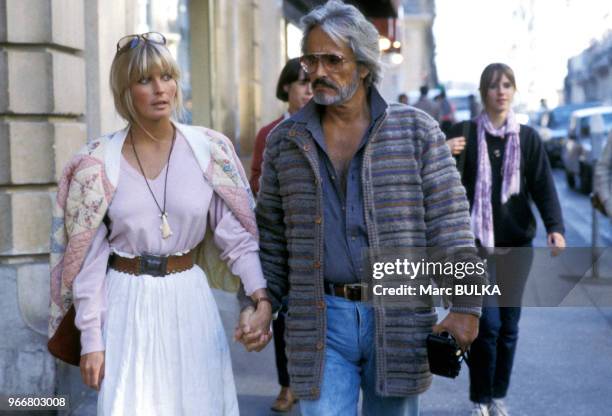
[256, 102, 484, 399]
[48, 122, 256, 352]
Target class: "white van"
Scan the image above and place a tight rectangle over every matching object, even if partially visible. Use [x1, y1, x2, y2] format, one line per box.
[562, 106, 612, 193]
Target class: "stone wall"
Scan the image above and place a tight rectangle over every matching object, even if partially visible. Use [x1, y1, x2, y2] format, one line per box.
[0, 0, 135, 412]
[0, 0, 86, 400]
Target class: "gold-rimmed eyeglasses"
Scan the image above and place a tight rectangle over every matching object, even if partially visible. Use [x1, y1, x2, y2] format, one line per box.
[299, 53, 352, 74]
[116, 32, 166, 54]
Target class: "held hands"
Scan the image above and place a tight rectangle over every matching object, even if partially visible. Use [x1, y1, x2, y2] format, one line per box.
[80, 351, 105, 391]
[234, 291, 272, 352]
[446, 136, 466, 156]
[547, 232, 566, 257]
[432, 312, 479, 351]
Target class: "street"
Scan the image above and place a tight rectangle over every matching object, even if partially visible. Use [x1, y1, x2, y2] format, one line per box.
[227, 167, 612, 416]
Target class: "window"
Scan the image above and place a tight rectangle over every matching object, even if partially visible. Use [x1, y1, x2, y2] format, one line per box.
[286, 22, 302, 59]
[137, 0, 192, 123]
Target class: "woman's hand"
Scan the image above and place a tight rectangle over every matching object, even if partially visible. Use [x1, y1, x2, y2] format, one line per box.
[446, 136, 466, 155]
[80, 351, 105, 391]
[547, 232, 566, 257]
[234, 302, 272, 352]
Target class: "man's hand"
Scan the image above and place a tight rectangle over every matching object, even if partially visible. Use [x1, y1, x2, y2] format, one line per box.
[432, 312, 479, 351]
[547, 232, 566, 257]
[80, 351, 105, 391]
[234, 303, 272, 352]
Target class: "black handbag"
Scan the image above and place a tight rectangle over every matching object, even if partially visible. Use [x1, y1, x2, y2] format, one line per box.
[426, 332, 469, 378]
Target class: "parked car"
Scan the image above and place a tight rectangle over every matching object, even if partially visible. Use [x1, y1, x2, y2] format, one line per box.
[537, 101, 601, 166]
[561, 106, 612, 193]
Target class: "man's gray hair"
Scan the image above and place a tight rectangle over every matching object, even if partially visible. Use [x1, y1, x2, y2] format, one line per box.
[301, 0, 382, 87]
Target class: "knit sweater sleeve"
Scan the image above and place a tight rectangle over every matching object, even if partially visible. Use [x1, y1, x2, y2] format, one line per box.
[73, 223, 110, 355]
[249, 127, 268, 195]
[420, 118, 484, 316]
[255, 128, 290, 313]
[524, 127, 565, 235]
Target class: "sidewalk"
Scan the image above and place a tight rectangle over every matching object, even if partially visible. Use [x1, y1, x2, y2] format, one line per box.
[217, 290, 300, 416]
[225, 195, 612, 415]
[71, 170, 612, 415]
[70, 295, 612, 415]
[222, 287, 612, 415]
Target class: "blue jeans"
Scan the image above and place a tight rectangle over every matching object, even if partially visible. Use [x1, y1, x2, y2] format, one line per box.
[469, 306, 522, 403]
[299, 295, 419, 416]
[469, 248, 534, 403]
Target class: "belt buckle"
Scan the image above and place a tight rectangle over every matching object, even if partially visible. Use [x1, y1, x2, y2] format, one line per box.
[343, 283, 368, 301]
[139, 254, 168, 277]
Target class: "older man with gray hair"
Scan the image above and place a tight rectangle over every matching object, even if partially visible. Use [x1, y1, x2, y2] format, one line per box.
[243, 1, 484, 414]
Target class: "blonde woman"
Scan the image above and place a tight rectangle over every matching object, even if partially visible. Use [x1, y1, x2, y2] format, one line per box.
[48, 32, 272, 415]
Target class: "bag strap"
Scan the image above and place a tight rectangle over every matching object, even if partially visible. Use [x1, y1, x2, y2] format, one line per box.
[461, 348, 470, 366]
[455, 120, 470, 179]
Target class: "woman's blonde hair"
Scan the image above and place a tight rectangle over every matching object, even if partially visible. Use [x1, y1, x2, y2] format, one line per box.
[109, 39, 184, 123]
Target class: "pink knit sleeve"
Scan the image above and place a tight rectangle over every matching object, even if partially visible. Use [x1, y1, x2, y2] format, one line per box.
[73, 223, 110, 355]
[208, 192, 266, 295]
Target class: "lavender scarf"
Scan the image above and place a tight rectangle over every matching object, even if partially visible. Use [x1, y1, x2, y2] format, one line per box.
[471, 111, 521, 247]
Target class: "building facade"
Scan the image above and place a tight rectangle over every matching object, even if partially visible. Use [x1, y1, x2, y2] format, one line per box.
[378, 0, 437, 101]
[565, 32, 612, 104]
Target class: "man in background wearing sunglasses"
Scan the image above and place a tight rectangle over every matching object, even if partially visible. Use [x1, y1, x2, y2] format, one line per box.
[245, 1, 484, 414]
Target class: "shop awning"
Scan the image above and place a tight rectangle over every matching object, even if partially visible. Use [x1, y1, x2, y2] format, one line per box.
[284, 0, 400, 25]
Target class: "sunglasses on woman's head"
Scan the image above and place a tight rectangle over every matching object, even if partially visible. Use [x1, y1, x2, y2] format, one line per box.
[116, 32, 167, 54]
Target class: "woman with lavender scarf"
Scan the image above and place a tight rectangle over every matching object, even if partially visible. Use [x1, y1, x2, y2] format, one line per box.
[446, 63, 565, 416]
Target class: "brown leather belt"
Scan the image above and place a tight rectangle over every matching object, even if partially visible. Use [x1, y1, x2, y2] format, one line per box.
[109, 250, 194, 277]
[323, 282, 368, 302]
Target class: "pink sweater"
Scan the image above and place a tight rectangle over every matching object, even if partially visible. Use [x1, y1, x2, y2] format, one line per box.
[73, 133, 266, 354]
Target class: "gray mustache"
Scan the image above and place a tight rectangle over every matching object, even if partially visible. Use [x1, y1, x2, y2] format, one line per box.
[312, 78, 338, 91]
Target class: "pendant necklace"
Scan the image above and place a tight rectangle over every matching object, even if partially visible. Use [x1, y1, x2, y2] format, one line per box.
[130, 126, 176, 239]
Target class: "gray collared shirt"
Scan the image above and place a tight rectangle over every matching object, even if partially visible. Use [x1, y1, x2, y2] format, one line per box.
[292, 89, 387, 284]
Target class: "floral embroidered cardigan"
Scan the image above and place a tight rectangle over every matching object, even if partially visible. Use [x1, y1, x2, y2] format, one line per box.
[48, 122, 257, 349]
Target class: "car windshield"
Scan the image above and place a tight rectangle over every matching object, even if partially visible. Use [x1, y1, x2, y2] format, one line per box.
[548, 108, 571, 129]
[604, 112, 612, 129]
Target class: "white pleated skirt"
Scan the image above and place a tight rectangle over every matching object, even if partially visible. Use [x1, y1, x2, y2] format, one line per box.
[97, 266, 239, 416]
